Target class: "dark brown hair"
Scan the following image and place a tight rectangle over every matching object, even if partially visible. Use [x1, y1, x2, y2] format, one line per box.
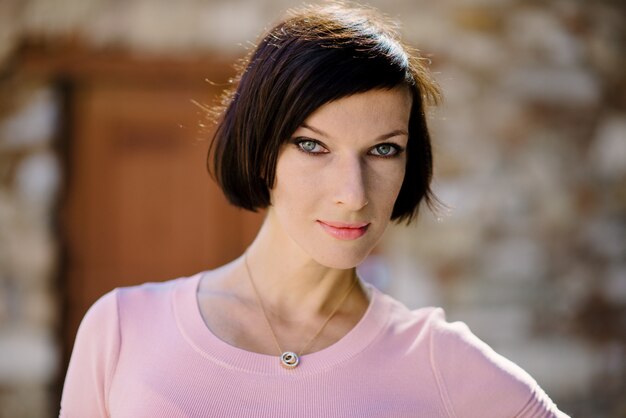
[209, 2, 441, 224]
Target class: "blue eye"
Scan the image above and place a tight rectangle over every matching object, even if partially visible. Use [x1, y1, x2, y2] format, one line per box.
[294, 138, 328, 154]
[370, 143, 401, 157]
[300, 140, 318, 152]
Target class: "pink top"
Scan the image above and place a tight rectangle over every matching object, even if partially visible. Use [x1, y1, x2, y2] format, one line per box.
[60, 272, 569, 417]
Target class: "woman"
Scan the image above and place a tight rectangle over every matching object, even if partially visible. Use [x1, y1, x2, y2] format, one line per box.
[60, 3, 569, 417]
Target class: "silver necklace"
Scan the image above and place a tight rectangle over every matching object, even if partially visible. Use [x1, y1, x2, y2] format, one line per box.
[243, 252, 358, 369]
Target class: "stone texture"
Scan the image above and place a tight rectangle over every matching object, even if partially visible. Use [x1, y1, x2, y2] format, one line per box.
[589, 116, 626, 179]
[0, 328, 58, 385]
[0, 385, 52, 418]
[507, 9, 584, 67]
[501, 67, 600, 106]
[601, 266, 626, 307]
[14, 151, 61, 212]
[497, 337, 601, 397]
[0, 88, 58, 150]
[0, 81, 61, 417]
[449, 305, 533, 343]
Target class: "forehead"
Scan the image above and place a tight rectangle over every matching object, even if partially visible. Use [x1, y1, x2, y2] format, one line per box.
[299, 87, 412, 139]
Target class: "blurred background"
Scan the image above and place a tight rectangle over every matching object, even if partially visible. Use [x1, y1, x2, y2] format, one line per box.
[0, 0, 624, 417]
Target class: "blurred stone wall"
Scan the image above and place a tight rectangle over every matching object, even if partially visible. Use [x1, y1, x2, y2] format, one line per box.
[0, 0, 624, 417]
[0, 81, 62, 416]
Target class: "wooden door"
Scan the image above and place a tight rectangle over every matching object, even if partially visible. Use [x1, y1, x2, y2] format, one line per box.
[62, 72, 263, 358]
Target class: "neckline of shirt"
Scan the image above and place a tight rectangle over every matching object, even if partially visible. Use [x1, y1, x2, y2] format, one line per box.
[173, 271, 391, 376]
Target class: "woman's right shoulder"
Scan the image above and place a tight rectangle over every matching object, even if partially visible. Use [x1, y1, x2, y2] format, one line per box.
[61, 275, 199, 417]
[82, 273, 200, 326]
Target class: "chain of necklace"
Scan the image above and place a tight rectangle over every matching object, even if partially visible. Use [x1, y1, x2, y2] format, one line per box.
[243, 252, 358, 369]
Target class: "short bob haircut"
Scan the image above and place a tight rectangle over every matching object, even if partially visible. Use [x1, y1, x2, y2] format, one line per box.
[209, 2, 441, 224]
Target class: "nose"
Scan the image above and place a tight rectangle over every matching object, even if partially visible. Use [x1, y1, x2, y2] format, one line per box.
[333, 156, 369, 210]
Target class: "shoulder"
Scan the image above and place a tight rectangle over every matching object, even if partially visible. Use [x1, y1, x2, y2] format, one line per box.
[425, 308, 566, 417]
[113, 276, 185, 310]
[79, 274, 198, 338]
[61, 275, 197, 416]
[74, 287, 121, 351]
[427, 308, 534, 402]
[78, 276, 180, 328]
[371, 290, 566, 417]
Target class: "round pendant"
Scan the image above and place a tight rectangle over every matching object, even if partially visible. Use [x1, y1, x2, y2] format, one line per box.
[280, 351, 300, 369]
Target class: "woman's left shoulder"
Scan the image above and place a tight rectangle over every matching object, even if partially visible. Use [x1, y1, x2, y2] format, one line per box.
[424, 307, 569, 417]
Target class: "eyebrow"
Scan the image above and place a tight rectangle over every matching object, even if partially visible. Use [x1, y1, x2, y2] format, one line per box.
[301, 123, 408, 141]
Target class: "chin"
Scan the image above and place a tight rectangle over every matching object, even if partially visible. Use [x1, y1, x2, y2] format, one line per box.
[310, 245, 374, 270]
[302, 225, 386, 269]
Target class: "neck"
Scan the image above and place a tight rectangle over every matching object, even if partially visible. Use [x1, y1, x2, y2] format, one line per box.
[241, 211, 363, 322]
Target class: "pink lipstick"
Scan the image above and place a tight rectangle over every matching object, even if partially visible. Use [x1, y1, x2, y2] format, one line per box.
[317, 220, 370, 240]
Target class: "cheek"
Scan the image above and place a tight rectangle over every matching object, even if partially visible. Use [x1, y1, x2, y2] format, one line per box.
[368, 161, 406, 209]
[271, 154, 320, 209]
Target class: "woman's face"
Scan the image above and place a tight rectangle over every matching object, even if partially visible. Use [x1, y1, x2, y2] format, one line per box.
[268, 86, 412, 269]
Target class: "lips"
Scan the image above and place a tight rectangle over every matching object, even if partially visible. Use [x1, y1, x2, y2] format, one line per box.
[317, 220, 370, 240]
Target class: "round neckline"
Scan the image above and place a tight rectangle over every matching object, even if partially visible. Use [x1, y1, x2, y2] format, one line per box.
[173, 272, 390, 376]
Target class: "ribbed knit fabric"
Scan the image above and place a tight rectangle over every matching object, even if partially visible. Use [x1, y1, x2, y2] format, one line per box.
[60, 272, 569, 417]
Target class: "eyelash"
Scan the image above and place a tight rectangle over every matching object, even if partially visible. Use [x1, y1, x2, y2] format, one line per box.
[291, 137, 405, 159]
